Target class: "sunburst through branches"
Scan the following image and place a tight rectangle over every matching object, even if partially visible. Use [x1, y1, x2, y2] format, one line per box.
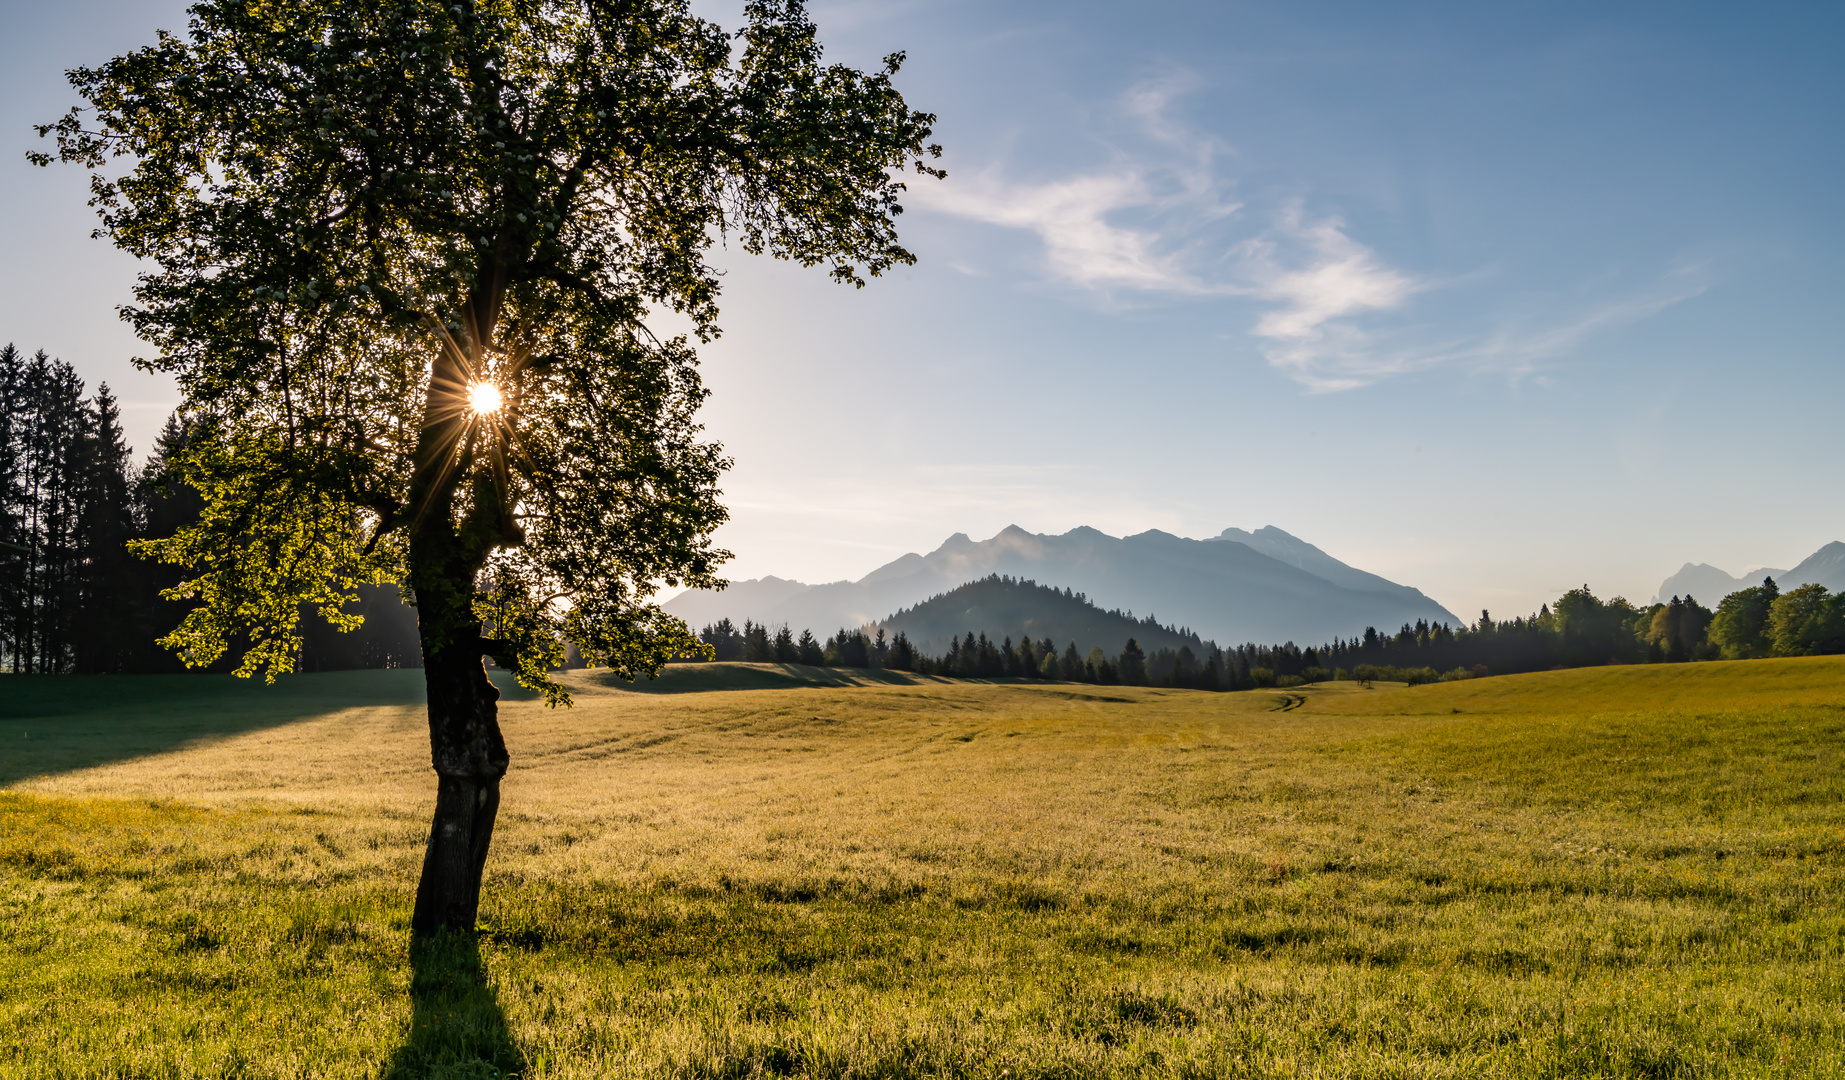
[468, 381, 504, 416]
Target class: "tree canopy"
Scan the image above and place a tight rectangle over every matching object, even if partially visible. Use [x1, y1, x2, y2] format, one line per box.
[34, 0, 942, 698]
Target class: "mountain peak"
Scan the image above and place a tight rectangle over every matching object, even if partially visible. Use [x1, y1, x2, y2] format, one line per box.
[932, 532, 975, 553]
[665, 523, 1459, 645]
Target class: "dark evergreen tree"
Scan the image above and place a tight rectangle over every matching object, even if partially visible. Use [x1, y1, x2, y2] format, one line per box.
[743, 620, 773, 662]
[71, 385, 139, 673]
[797, 628, 824, 666]
[1118, 638, 1147, 686]
[700, 618, 744, 661]
[884, 630, 916, 672]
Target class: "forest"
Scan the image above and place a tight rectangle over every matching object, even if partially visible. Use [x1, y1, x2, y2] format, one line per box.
[696, 574, 1845, 692]
[0, 343, 419, 674]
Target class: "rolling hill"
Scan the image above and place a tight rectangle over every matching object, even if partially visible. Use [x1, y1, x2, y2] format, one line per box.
[879, 575, 1210, 658]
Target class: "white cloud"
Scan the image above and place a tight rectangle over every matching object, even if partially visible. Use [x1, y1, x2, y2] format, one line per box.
[914, 169, 1216, 292]
[1265, 267, 1711, 392]
[915, 74, 1704, 392]
[909, 72, 1239, 294]
[1230, 204, 1425, 388]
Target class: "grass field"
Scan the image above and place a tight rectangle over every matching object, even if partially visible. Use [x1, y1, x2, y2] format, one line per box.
[2, 658, 1842, 1078]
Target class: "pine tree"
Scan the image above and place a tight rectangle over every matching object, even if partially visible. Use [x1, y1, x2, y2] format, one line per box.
[0, 344, 28, 670]
[1118, 638, 1147, 686]
[72, 384, 138, 673]
[744, 620, 772, 662]
[885, 630, 915, 672]
[797, 628, 824, 666]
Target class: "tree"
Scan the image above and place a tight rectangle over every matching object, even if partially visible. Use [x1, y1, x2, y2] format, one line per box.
[701, 619, 743, 661]
[1118, 637, 1147, 685]
[1769, 584, 1845, 657]
[133, 415, 207, 674]
[38, 0, 940, 935]
[1645, 595, 1713, 663]
[1710, 578, 1779, 660]
[883, 630, 914, 672]
[1552, 586, 1643, 667]
[71, 385, 141, 672]
[796, 629, 824, 666]
[743, 620, 772, 662]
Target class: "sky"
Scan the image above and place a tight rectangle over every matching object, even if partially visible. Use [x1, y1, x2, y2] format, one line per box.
[1, 0, 1840, 621]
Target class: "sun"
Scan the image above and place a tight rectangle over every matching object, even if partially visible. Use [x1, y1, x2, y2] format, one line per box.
[467, 381, 503, 415]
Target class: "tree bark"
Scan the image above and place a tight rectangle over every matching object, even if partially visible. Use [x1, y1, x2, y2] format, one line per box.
[410, 627, 509, 936]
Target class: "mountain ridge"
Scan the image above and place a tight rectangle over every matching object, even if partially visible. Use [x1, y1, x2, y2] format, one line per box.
[1653, 541, 1845, 603]
[664, 525, 1460, 646]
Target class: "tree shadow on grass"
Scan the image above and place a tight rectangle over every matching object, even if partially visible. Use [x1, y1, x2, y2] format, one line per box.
[0, 669, 534, 786]
[385, 931, 526, 1080]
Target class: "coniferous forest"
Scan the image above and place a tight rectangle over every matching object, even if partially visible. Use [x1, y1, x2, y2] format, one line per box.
[0, 343, 420, 674]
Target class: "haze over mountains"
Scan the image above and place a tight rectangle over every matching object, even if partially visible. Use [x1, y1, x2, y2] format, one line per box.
[664, 526, 1461, 646]
[1653, 542, 1845, 603]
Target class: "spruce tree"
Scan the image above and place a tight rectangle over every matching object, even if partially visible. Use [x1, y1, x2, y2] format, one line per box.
[1119, 638, 1147, 686]
[796, 628, 824, 666]
[72, 385, 139, 673]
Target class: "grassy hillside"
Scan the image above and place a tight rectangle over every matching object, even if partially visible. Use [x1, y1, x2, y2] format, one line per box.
[2, 658, 1842, 1077]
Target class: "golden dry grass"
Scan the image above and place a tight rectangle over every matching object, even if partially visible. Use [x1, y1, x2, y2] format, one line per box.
[3, 657, 1843, 1077]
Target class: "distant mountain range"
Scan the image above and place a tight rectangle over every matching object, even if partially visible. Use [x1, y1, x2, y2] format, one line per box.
[1654, 541, 1845, 604]
[663, 525, 1461, 646]
[883, 575, 1210, 658]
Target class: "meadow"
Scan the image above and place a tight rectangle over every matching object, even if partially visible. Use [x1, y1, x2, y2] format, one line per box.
[2, 658, 1842, 1078]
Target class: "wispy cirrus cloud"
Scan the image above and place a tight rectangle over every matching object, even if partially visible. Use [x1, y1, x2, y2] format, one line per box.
[913, 73, 1703, 391]
[1230, 203, 1426, 389]
[909, 74, 1238, 294]
[919, 169, 1213, 292]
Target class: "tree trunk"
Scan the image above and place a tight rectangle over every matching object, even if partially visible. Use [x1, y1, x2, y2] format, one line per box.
[406, 290, 512, 937]
[410, 629, 510, 936]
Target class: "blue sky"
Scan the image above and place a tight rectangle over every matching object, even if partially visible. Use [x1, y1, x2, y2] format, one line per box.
[2, 0, 1840, 621]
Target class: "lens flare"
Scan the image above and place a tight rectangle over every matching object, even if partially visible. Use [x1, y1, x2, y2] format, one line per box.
[468, 381, 503, 415]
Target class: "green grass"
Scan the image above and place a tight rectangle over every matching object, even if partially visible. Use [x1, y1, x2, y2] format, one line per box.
[2, 658, 1843, 1078]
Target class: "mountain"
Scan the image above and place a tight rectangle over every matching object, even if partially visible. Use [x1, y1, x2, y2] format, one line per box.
[1208, 527, 1433, 604]
[1783, 542, 1845, 592]
[653, 575, 811, 630]
[663, 525, 1461, 646]
[1652, 563, 1784, 605]
[882, 575, 1209, 658]
[1652, 541, 1844, 603]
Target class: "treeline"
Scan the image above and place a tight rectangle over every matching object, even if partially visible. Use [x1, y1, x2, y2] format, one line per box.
[0, 344, 166, 673]
[1315, 579, 1845, 679]
[694, 616, 1236, 689]
[694, 577, 1845, 692]
[0, 343, 421, 674]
